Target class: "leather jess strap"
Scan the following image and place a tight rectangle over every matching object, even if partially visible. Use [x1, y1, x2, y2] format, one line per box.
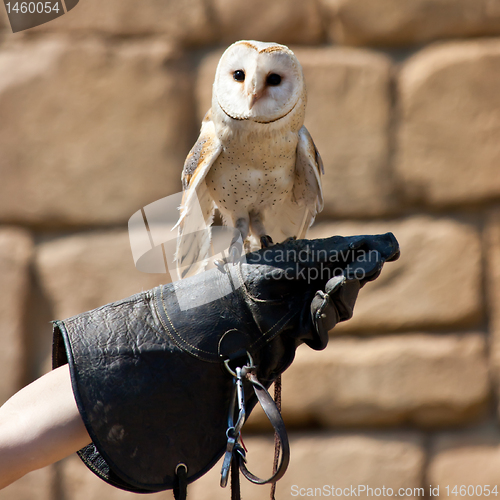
[238, 370, 290, 485]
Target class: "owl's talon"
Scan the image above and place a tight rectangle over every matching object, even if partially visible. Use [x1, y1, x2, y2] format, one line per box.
[282, 236, 297, 244]
[260, 235, 273, 249]
[229, 242, 242, 263]
[214, 259, 226, 273]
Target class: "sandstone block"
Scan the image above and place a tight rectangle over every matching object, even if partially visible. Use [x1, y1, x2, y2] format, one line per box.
[0, 5, 8, 32]
[31, 0, 213, 45]
[210, 0, 323, 45]
[428, 426, 500, 498]
[59, 455, 168, 500]
[35, 230, 168, 321]
[271, 333, 489, 428]
[297, 47, 396, 217]
[0, 37, 195, 227]
[308, 217, 482, 332]
[189, 432, 425, 499]
[0, 227, 33, 403]
[397, 40, 500, 208]
[485, 210, 500, 393]
[196, 46, 397, 218]
[35, 229, 169, 373]
[322, 0, 500, 46]
[0, 465, 53, 500]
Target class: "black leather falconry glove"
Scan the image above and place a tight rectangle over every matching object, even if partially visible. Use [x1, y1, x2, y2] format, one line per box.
[52, 232, 400, 495]
[309, 233, 400, 349]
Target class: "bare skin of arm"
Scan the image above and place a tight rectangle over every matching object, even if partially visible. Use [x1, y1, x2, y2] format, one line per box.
[0, 364, 91, 489]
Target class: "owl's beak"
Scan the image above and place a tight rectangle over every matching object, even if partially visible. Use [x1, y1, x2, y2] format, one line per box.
[247, 89, 264, 110]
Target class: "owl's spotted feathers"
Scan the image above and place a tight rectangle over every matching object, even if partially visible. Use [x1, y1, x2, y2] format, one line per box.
[176, 40, 324, 278]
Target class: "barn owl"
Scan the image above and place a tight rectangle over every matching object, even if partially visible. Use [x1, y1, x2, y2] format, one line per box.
[175, 40, 324, 278]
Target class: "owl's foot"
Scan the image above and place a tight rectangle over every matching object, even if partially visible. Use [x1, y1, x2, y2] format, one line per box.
[260, 235, 273, 249]
[282, 236, 297, 244]
[214, 240, 242, 272]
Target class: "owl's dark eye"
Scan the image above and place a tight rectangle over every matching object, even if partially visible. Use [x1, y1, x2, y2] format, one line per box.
[233, 70, 245, 82]
[266, 73, 282, 86]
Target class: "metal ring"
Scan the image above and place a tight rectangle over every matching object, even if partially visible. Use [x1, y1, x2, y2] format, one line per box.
[224, 351, 254, 377]
[175, 463, 188, 475]
[224, 358, 236, 377]
[246, 350, 254, 367]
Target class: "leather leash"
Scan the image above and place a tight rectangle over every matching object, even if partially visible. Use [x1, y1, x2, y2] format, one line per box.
[221, 354, 290, 499]
[270, 374, 282, 500]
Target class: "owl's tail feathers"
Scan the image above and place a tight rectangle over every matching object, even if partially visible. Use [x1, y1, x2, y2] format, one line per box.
[174, 184, 215, 280]
[264, 199, 313, 246]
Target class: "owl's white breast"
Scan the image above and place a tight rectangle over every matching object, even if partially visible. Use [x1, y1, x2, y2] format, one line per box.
[204, 84, 307, 224]
[204, 125, 299, 220]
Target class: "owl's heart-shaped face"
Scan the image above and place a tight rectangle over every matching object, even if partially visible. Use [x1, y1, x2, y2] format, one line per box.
[213, 40, 305, 124]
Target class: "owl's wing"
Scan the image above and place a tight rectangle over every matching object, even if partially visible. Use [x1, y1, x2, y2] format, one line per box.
[175, 110, 222, 279]
[261, 126, 323, 246]
[291, 126, 324, 237]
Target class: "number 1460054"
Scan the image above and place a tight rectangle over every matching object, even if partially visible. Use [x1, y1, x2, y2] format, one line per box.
[5, 1, 60, 13]
[445, 485, 499, 496]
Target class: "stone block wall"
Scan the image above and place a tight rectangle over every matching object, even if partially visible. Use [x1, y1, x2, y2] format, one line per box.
[1, 1, 500, 498]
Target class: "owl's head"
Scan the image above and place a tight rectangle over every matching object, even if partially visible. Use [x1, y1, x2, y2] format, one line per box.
[213, 40, 305, 124]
